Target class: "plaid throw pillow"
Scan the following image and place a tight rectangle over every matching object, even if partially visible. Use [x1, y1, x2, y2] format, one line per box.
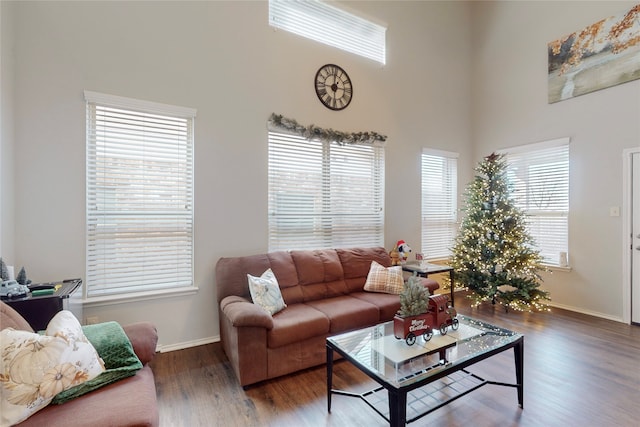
[363, 261, 404, 294]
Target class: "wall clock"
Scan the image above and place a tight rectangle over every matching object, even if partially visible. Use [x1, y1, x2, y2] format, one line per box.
[314, 64, 353, 111]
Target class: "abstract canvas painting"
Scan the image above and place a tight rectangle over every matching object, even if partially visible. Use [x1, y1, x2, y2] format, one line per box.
[548, 4, 640, 103]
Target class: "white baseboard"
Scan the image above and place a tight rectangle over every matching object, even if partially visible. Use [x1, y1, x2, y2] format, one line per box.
[157, 335, 220, 353]
[454, 288, 625, 324]
[547, 301, 624, 323]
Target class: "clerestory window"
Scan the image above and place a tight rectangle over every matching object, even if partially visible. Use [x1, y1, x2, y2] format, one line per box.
[268, 0, 386, 64]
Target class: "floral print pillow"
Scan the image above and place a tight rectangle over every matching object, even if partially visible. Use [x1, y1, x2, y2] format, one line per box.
[247, 269, 287, 315]
[1, 311, 105, 426]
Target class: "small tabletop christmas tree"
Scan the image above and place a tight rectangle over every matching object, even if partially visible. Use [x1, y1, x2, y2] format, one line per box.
[450, 153, 550, 312]
[398, 273, 431, 317]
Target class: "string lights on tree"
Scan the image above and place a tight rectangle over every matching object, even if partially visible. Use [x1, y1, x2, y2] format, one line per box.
[450, 153, 551, 312]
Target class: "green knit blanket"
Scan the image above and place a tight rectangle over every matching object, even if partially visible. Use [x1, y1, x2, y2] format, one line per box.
[52, 321, 143, 404]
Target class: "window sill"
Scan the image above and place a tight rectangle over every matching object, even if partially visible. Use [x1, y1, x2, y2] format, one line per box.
[82, 286, 199, 308]
[543, 265, 572, 273]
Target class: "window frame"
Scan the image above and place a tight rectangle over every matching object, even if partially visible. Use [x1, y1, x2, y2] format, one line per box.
[421, 148, 459, 261]
[84, 91, 197, 302]
[501, 137, 570, 268]
[267, 130, 385, 252]
[268, 0, 387, 64]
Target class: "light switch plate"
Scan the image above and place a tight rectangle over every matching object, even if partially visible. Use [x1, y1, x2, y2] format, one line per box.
[610, 206, 620, 217]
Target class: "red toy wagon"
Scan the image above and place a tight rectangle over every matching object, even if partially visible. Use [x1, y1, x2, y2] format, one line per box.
[393, 294, 459, 346]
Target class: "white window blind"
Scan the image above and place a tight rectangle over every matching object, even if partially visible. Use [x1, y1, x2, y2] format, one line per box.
[268, 0, 386, 64]
[421, 149, 458, 260]
[268, 131, 384, 251]
[503, 138, 570, 266]
[85, 91, 196, 298]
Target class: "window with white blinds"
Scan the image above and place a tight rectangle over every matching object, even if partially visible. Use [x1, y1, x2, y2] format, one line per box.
[268, 0, 386, 64]
[421, 149, 458, 260]
[502, 138, 570, 267]
[268, 131, 384, 251]
[85, 91, 196, 298]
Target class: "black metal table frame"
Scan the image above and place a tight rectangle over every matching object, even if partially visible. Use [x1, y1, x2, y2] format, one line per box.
[327, 335, 524, 426]
[402, 264, 455, 306]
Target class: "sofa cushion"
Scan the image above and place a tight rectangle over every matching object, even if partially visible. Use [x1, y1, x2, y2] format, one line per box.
[337, 247, 392, 292]
[267, 251, 301, 303]
[267, 304, 330, 349]
[14, 365, 158, 427]
[291, 249, 349, 301]
[216, 253, 272, 301]
[305, 295, 380, 333]
[1, 311, 104, 426]
[363, 261, 404, 294]
[350, 291, 402, 320]
[248, 269, 287, 315]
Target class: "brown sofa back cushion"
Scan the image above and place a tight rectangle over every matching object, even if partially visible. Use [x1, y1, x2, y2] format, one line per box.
[215, 246, 392, 305]
[289, 249, 348, 303]
[268, 251, 302, 303]
[216, 253, 273, 302]
[337, 247, 392, 292]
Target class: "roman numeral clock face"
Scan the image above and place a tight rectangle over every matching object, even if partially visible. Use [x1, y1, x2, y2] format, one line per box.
[314, 64, 353, 111]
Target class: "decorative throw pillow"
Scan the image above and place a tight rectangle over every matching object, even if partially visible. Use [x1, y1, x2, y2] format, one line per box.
[0, 311, 105, 426]
[52, 321, 142, 404]
[247, 268, 287, 315]
[364, 261, 404, 294]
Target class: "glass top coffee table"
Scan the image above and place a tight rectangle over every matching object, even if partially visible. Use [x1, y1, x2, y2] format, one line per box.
[326, 315, 523, 426]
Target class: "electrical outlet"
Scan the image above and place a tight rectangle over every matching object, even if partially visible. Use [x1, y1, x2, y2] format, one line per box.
[86, 316, 99, 325]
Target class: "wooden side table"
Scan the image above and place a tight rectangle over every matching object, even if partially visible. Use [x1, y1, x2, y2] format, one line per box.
[2, 279, 83, 330]
[402, 262, 456, 306]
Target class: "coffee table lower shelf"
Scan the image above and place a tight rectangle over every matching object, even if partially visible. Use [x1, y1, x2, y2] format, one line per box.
[330, 368, 515, 425]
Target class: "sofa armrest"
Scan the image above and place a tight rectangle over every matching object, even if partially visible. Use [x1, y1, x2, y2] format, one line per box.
[123, 322, 158, 365]
[0, 301, 34, 332]
[220, 296, 274, 330]
[420, 277, 440, 294]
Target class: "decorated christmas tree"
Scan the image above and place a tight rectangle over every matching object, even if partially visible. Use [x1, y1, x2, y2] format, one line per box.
[450, 153, 550, 312]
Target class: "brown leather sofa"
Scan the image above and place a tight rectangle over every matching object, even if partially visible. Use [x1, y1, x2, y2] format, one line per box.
[0, 301, 159, 427]
[215, 246, 439, 387]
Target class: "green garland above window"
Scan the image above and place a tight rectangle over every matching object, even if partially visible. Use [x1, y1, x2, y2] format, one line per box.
[268, 113, 387, 146]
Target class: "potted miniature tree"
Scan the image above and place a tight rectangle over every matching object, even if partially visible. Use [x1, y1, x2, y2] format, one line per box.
[0, 257, 29, 298]
[393, 273, 433, 345]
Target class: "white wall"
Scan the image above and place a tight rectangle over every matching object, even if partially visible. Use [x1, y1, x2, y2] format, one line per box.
[0, 0, 15, 262]
[2, 1, 472, 349]
[471, 1, 640, 320]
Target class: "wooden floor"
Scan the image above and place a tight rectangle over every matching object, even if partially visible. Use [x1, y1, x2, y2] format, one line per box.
[150, 293, 640, 426]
